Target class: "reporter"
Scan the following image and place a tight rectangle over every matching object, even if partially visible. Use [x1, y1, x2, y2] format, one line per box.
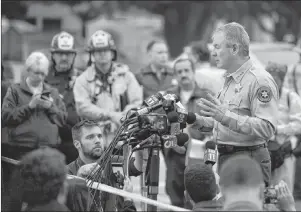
[184, 163, 222, 211]
[67, 120, 136, 212]
[7, 148, 69, 212]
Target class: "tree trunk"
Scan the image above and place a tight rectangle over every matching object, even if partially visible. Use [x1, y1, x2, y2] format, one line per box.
[163, 2, 199, 58]
[81, 19, 86, 38]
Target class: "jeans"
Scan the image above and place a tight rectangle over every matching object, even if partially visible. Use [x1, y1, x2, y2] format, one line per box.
[218, 147, 271, 186]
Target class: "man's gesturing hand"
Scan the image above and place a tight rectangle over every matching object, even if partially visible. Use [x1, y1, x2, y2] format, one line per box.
[275, 180, 296, 211]
[197, 94, 227, 122]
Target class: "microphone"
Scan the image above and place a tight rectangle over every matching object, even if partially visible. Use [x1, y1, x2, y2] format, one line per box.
[120, 126, 140, 137]
[186, 112, 196, 124]
[161, 133, 189, 148]
[167, 111, 181, 135]
[133, 134, 158, 150]
[134, 103, 163, 116]
[143, 93, 161, 107]
[158, 92, 180, 102]
[176, 133, 189, 146]
[136, 129, 152, 141]
[128, 93, 162, 118]
[204, 141, 217, 166]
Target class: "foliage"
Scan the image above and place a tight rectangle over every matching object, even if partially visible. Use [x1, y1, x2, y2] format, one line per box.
[3, 1, 300, 57]
[128, 1, 301, 57]
[1, 1, 28, 19]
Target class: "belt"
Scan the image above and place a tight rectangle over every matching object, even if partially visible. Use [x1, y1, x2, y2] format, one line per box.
[217, 143, 267, 154]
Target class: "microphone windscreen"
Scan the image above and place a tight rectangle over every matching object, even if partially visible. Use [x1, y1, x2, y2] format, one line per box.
[176, 133, 189, 146]
[167, 111, 179, 123]
[186, 112, 196, 124]
[136, 129, 151, 140]
[173, 94, 180, 103]
[205, 140, 216, 150]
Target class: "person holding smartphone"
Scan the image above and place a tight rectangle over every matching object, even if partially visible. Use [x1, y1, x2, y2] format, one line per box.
[2, 51, 67, 159]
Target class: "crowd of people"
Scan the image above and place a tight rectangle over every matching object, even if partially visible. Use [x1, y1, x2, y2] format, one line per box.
[1, 22, 301, 211]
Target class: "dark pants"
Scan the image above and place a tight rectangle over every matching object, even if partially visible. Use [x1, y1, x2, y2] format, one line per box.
[164, 151, 186, 208]
[294, 157, 301, 200]
[218, 146, 271, 186]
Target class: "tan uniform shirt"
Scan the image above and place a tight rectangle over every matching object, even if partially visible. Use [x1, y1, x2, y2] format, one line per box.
[199, 59, 279, 146]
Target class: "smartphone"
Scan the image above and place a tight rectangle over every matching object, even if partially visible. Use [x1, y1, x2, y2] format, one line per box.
[40, 93, 50, 100]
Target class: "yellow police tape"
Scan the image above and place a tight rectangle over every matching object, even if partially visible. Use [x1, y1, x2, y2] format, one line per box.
[2, 156, 191, 211]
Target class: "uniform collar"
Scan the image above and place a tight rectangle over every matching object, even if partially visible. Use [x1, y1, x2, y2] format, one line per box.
[142, 64, 174, 75]
[226, 59, 253, 83]
[86, 63, 114, 82]
[172, 81, 206, 101]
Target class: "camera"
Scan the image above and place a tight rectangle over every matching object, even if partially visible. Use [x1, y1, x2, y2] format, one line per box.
[264, 187, 277, 204]
[138, 114, 168, 134]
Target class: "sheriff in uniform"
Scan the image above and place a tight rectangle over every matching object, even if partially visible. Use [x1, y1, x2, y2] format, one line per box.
[195, 22, 279, 186]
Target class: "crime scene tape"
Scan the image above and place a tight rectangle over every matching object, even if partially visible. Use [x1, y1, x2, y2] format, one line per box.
[2, 156, 191, 212]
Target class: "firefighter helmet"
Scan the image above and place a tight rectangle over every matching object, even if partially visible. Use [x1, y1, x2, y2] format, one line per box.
[50, 31, 76, 53]
[87, 30, 117, 60]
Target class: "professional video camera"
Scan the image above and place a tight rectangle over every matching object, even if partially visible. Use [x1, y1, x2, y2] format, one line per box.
[85, 91, 196, 211]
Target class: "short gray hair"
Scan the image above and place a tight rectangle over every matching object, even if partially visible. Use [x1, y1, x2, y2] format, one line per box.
[25, 51, 50, 75]
[213, 22, 250, 57]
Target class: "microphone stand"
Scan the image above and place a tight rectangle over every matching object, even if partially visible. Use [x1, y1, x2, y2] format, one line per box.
[140, 134, 161, 212]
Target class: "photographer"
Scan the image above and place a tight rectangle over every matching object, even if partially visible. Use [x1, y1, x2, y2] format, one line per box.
[7, 148, 69, 212]
[184, 163, 222, 211]
[220, 155, 296, 211]
[2, 51, 67, 157]
[67, 120, 136, 212]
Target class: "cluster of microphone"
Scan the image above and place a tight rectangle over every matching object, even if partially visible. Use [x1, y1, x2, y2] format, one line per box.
[121, 91, 220, 177]
[123, 91, 197, 150]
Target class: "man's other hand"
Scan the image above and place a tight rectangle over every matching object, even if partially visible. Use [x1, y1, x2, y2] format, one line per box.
[110, 112, 124, 126]
[197, 94, 227, 122]
[77, 162, 100, 178]
[275, 180, 296, 211]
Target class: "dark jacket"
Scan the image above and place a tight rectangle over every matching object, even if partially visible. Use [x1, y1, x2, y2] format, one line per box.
[163, 82, 210, 207]
[45, 66, 82, 141]
[192, 199, 223, 211]
[67, 157, 136, 212]
[66, 177, 91, 212]
[135, 64, 176, 99]
[25, 200, 70, 212]
[167, 82, 211, 141]
[1, 81, 67, 147]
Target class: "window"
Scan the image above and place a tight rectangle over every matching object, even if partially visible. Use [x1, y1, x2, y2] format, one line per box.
[42, 18, 61, 31]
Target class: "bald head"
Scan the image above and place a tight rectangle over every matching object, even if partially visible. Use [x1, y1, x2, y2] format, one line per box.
[220, 155, 264, 190]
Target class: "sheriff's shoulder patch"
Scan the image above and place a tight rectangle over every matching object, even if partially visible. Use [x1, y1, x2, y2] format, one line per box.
[257, 86, 272, 103]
